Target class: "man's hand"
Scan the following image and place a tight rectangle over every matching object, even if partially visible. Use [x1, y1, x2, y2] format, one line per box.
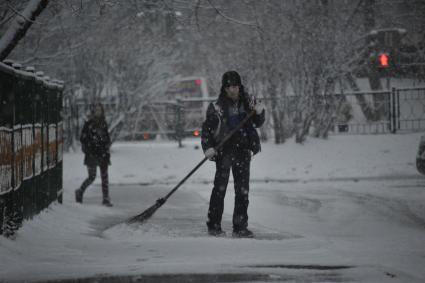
[249, 96, 265, 114]
[254, 101, 265, 114]
[204, 148, 216, 160]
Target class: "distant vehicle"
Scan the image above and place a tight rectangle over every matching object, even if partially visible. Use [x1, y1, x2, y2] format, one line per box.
[163, 76, 211, 138]
[416, 134, 425, 175]
[123, 76, 212, 140]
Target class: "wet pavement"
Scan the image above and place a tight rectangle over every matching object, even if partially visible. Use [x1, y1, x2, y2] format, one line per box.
[34, 266, 353, 283]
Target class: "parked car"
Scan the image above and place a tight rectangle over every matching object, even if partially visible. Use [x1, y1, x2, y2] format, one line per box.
[416, 134, 425, 175]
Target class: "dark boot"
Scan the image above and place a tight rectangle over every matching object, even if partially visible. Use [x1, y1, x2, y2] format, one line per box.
[75, 189, 83, 203]
[102, 198, 113, 207]
[208, 227, 226, 237]
[232, 228, 254, 238]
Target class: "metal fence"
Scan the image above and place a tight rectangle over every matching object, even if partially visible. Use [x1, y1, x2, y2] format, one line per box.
[395, 87, 425, 132]
[331, 90, 393, 135]
[161, 87, 425, 139]
[63, 86, 425, 148]
[328, 87, 425, 135]
[0, 62, 64, 237]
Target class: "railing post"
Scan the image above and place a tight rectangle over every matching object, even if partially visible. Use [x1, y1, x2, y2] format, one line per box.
[391, 87, 397, 134]
[176, 99, 183, 148]
[387, 90, 392, 133]
[396, 89, 400, 131]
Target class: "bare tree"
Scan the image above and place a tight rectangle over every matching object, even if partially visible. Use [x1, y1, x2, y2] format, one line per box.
[7, 0, 424, 143]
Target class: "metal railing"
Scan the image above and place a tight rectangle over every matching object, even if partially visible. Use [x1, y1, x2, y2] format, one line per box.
[394, 87, 425, 132]
[165, 87, 425, 138]
[66, 86, 425, 147]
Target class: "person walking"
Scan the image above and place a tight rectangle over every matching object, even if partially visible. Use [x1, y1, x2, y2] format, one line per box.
[75, 103, 113, 207]
[201, 71, 265, 237]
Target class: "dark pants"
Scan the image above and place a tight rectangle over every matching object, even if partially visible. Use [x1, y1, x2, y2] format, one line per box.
[79, 164, 110, 200]
[207, 150, 251, 231]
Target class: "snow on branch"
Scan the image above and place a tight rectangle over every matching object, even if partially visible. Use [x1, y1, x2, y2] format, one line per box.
[20, 41, 85, 65]
[6, 2, 42, 24]
[205, 0, 258, 27]
[0, 0, 49, 61]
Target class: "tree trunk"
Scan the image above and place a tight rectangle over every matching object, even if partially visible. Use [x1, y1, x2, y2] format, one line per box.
[362, 0, 387, 121]
[271, 103, 284, 144]
[0, 0, 49, 61]
[345, 73, 382, 121]
[295, 112, 314, 144]
[267, 83, 286, 144]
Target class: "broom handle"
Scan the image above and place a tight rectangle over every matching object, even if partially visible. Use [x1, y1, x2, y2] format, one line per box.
[162, 110, 256, 201]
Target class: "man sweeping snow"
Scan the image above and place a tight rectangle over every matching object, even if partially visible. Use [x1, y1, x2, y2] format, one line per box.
[201, 71, 265, 237]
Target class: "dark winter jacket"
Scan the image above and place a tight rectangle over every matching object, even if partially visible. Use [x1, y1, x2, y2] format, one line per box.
[201, 87, 265, 159]
[80, 117, 111, 166]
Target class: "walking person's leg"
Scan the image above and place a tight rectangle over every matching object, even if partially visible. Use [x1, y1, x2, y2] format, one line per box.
[75, 166, 97, 203]
[207, 155, 232, 234]
[100, 163, 112, 206]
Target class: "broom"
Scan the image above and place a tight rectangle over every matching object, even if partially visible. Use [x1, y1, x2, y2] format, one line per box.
[127, 110, 256, 224]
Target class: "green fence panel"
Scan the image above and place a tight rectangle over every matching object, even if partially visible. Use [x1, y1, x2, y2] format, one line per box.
[0, 62, 63, 236]
[33, 76, 44, 215]
[0, 64, 18, 235]
[0, 65, 15, 235]
[47, 84, 58, 205]
[20, 73, 35, 220]
[57, 86, 63, 204]
[39, 79, 50, 211]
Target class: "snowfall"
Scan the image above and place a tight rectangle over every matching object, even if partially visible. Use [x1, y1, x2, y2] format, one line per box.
[1, 132, 425, 283]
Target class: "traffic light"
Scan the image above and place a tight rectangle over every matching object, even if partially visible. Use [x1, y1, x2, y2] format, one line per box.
[378, 53, 389, 68]
[365, 28, 407, 76]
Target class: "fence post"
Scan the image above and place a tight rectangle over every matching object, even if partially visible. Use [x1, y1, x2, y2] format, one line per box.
[387, 90, 392, 133]
[175, 99, 183, 148]
[34, 73, 43, 215]
[20, 69, 35, 221]
[391, 87, 397, 134]
[57, 82, 64, 204]
[396, 89, 400, 131]
[12, 65, 25, 232]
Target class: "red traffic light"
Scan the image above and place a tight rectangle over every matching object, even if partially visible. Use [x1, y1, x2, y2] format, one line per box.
[379, 53, 389, 68]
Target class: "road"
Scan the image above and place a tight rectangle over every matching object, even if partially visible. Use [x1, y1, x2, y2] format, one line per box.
[48, 175, 425, 283]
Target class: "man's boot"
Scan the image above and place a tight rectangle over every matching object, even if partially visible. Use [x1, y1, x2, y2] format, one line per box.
[232, 228, 254, 238]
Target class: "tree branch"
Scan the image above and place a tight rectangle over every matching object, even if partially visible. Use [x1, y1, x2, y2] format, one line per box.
[20, 41, 86, 65]
[205, 0, 258, 27]
[0, 0, 49, 61]
[6, 2, 44, 24]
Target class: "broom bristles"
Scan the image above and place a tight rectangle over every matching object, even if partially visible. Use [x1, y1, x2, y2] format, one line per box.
[127, 198, 165, 223]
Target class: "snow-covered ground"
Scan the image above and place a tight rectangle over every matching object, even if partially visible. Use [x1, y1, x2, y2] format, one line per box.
[1, 133, 425, 283]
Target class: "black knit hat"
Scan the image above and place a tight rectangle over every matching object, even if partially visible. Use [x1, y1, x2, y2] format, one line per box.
[222, 70, 241, 87]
